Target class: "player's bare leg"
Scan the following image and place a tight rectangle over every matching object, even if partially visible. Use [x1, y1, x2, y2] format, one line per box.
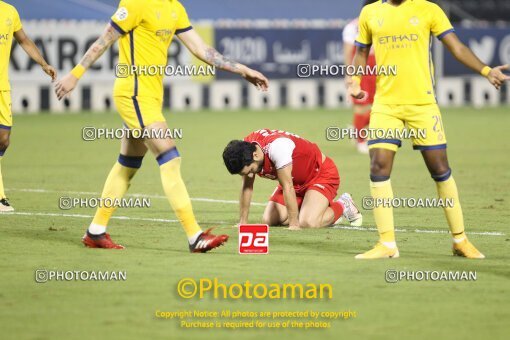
[262, 201, 289, 226]
[356, 148, 399, 259]
[0, 128, 13, 212]
[301, 190, 364, 228]
[299, 190, 334, 228]
[144, 121, 228, 253]
[82, 135, 147, 249]
[421, 149, 484, 258]
[143, 122, 178, 154]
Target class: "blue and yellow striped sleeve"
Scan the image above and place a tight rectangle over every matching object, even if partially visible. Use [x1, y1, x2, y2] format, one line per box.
[355, 7, 372, 48]
[430, 3, 455, 40]
[110, 0, 143, 35]
[175, 1, 193, 35]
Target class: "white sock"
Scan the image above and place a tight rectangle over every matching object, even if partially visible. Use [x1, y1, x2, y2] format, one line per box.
[382, 241, 397, 249]
[88, 223, 106, 235]
[452, 236, 466, 244]
[188, 231, 202, 245]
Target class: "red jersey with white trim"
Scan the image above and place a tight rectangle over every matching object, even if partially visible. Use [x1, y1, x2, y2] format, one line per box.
[244, 129, 323, 190]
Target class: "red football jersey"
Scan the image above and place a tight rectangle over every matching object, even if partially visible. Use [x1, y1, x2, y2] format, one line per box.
[244, 129, 323, 191]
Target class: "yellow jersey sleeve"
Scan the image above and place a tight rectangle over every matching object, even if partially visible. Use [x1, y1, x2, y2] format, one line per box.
[430, 3, 454, 40]
[175, 1, 192, 34]
[355, 7, 372, 47]
[110, 0, 144, 35]
[13, 7, 22, 32]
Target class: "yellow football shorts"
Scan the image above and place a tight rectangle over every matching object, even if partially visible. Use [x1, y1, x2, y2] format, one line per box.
[0, 91, 12, 130]
[368, 103, 447, 152]
[114, 96, 166, 130]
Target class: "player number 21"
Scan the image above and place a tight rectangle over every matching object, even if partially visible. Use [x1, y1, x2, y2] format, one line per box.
[433, 115, 444, 133]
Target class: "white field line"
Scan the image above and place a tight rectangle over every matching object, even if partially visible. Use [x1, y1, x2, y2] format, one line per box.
[332, 225, 505, 237]
[3, 212, 179, 223]
[3, 211, 227, 225]
[3, 212, 505, 237]
[7, 188, 266, 207]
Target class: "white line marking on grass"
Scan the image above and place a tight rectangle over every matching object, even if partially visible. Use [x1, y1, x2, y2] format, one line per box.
[7, 188, 266, 206]
[333, 225, 505, 236]
[413, 229, 505, 236]
[4, 212, 505, 237]
[4, 211, 180, 224]
[4, 211, 234, 226]
[6, 188, 505, 237]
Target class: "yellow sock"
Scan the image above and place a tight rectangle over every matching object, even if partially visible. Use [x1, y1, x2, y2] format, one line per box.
[380, 230, 395, 243]
[435, 173, 465, 240]
[370, 179, 395, 243]
[91, 156, 141, 228]
[0, 155, 5, 198]
[158, 150, 201, 239]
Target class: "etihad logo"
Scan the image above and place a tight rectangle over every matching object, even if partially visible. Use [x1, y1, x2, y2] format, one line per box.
[156, 29, 172, 42]
[156, 29, 172, 36]
[379, 34, 419, 44]
[0, 33, 9, 46]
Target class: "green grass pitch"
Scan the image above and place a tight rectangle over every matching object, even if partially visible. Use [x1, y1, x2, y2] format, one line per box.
[0, 107, 509, 340]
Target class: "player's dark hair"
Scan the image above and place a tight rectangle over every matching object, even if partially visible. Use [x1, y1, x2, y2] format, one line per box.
[223, 140, 257, 174]
[363, 0, 378, 6]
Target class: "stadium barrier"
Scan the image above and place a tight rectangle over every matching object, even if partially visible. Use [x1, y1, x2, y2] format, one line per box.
[8, 20, 510, 113]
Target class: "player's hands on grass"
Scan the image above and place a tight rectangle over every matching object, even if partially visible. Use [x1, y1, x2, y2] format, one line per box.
[54, 73, 79, 100]
[42, 64, 57, 81]
[241, 66, 269, 91]
[347, 77, 368, 101]
[487, 64, 510, 90]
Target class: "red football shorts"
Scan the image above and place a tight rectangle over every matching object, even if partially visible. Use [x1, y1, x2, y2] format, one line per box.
[269, 157, 340, 208]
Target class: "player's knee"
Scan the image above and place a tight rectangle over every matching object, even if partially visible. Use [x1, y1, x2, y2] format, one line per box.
[431, 168, 452, 182]
[0, 134, 10, 151]
[298, 214, 319, 228]
[427, 158, 450, 179]
[429, 164, 450, 177]
[262, 212, 278, 226]
[261, 214, 272, 226]
[370, 158, 391, 177]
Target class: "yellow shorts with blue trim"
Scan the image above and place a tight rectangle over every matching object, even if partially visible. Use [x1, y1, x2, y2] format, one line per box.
[368, 103, 447, 152]
[0, 91, 12, 130]
[114, 96, 165, 130]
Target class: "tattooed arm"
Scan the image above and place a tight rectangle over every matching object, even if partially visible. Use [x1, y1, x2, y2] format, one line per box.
[55, 23, 122, 100]
[203, 47, 242, 74]
[78, 24, 121, 70]
[177, 29, 269, 91]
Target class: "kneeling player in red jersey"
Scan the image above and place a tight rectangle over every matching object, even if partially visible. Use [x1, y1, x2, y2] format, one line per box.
[223, 129, 362, 230]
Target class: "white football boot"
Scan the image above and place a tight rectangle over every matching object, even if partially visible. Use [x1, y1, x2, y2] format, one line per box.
[335, 193, 362, 227]
[0, 198, 14, 212]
